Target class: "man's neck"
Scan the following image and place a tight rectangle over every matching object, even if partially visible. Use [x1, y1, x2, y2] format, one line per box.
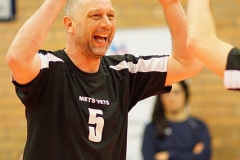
[64, 48, 101, 73]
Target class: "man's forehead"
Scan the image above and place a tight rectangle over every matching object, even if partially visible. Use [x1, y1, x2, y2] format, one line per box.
[80, 0, 112, 4]
[83, 1, 114, 12]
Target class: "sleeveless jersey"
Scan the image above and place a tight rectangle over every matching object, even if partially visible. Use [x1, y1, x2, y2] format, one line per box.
[13, 49, 171, 160]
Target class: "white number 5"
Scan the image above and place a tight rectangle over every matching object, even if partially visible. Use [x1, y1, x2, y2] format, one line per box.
[88, 108, 104, 142]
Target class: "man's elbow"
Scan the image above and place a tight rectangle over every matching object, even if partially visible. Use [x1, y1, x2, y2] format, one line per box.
[6, 49, 29, 71]
[186, 35, 204, 74]
[6, 50, 18, 70]
[186, 34, 202, 55]
[191, 58, 203, 77]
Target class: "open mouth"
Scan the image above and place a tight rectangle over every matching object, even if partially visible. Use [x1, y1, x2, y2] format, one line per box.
[94, 34, 108, 42]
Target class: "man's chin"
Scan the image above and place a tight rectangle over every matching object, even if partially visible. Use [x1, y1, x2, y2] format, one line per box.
[90, 52, 105, 59]
[89, 45, 109, 57]
[94, 54, 104, 59]
[93, 49, 108, 57]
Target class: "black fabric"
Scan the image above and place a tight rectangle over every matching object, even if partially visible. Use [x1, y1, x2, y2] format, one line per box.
[226, 47, 240, 70]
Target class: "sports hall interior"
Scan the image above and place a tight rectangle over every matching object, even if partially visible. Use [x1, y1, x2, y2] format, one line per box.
[0, 0, 240, 159]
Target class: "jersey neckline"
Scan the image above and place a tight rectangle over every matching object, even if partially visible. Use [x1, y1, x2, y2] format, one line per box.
[56, 49, 104, 80]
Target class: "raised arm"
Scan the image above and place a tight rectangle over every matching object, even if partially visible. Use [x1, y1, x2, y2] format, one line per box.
[187, 0, 233, 78]
[6, 0, 67, 84]
[158, 0, 203, 86]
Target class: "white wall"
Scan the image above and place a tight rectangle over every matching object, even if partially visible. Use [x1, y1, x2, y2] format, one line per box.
[107, 27, 172, 160]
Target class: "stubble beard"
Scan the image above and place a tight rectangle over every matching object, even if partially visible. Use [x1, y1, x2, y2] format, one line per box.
[76, 34, 110, 59]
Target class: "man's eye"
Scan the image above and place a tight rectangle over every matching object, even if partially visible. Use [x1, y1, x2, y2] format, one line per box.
[108, 14, 115, 20]
[92, 14, 101, 18]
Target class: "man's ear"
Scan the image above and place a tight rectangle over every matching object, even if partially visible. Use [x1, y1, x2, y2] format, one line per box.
[63, 16, 74, 33]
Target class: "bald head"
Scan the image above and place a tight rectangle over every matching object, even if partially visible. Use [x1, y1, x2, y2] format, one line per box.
[65, 0, 81, 18]
[65, 0, 113, 19]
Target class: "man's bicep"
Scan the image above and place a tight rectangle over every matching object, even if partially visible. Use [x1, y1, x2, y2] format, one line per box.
[165, 56, 190, 86]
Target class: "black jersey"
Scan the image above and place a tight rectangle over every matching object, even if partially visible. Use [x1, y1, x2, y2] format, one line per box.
[224, 47, 240, 90]
[13, 49, 171, 160]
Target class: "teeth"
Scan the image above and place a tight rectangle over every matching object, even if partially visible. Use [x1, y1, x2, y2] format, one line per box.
[97, 39, 106, 42]
[97, 34, 108, 38]
[94, 34, 108, 42]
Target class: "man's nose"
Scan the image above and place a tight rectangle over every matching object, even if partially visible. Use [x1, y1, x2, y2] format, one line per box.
[100, 15, 113, 29]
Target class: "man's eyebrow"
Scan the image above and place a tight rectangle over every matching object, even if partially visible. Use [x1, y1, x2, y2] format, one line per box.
[88, 8, 115, 14]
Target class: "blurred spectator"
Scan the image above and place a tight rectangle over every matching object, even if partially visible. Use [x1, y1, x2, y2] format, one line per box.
[141, 80, 211, 160]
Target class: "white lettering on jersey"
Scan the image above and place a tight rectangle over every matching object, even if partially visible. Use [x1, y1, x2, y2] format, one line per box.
[79, 96, 109, 106]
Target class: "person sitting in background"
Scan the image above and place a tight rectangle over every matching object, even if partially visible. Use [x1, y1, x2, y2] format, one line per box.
[141, 80, 211, 160]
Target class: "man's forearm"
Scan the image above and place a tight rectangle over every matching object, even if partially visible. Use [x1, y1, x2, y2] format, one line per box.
[160, 1, 188, 57]
[187, 0, 216, 42]
[6, 0, 67, 84]
[7, 0, 67, 63]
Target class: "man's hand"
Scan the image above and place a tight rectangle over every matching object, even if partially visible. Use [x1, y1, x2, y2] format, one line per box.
[154, 151, 169, 160]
